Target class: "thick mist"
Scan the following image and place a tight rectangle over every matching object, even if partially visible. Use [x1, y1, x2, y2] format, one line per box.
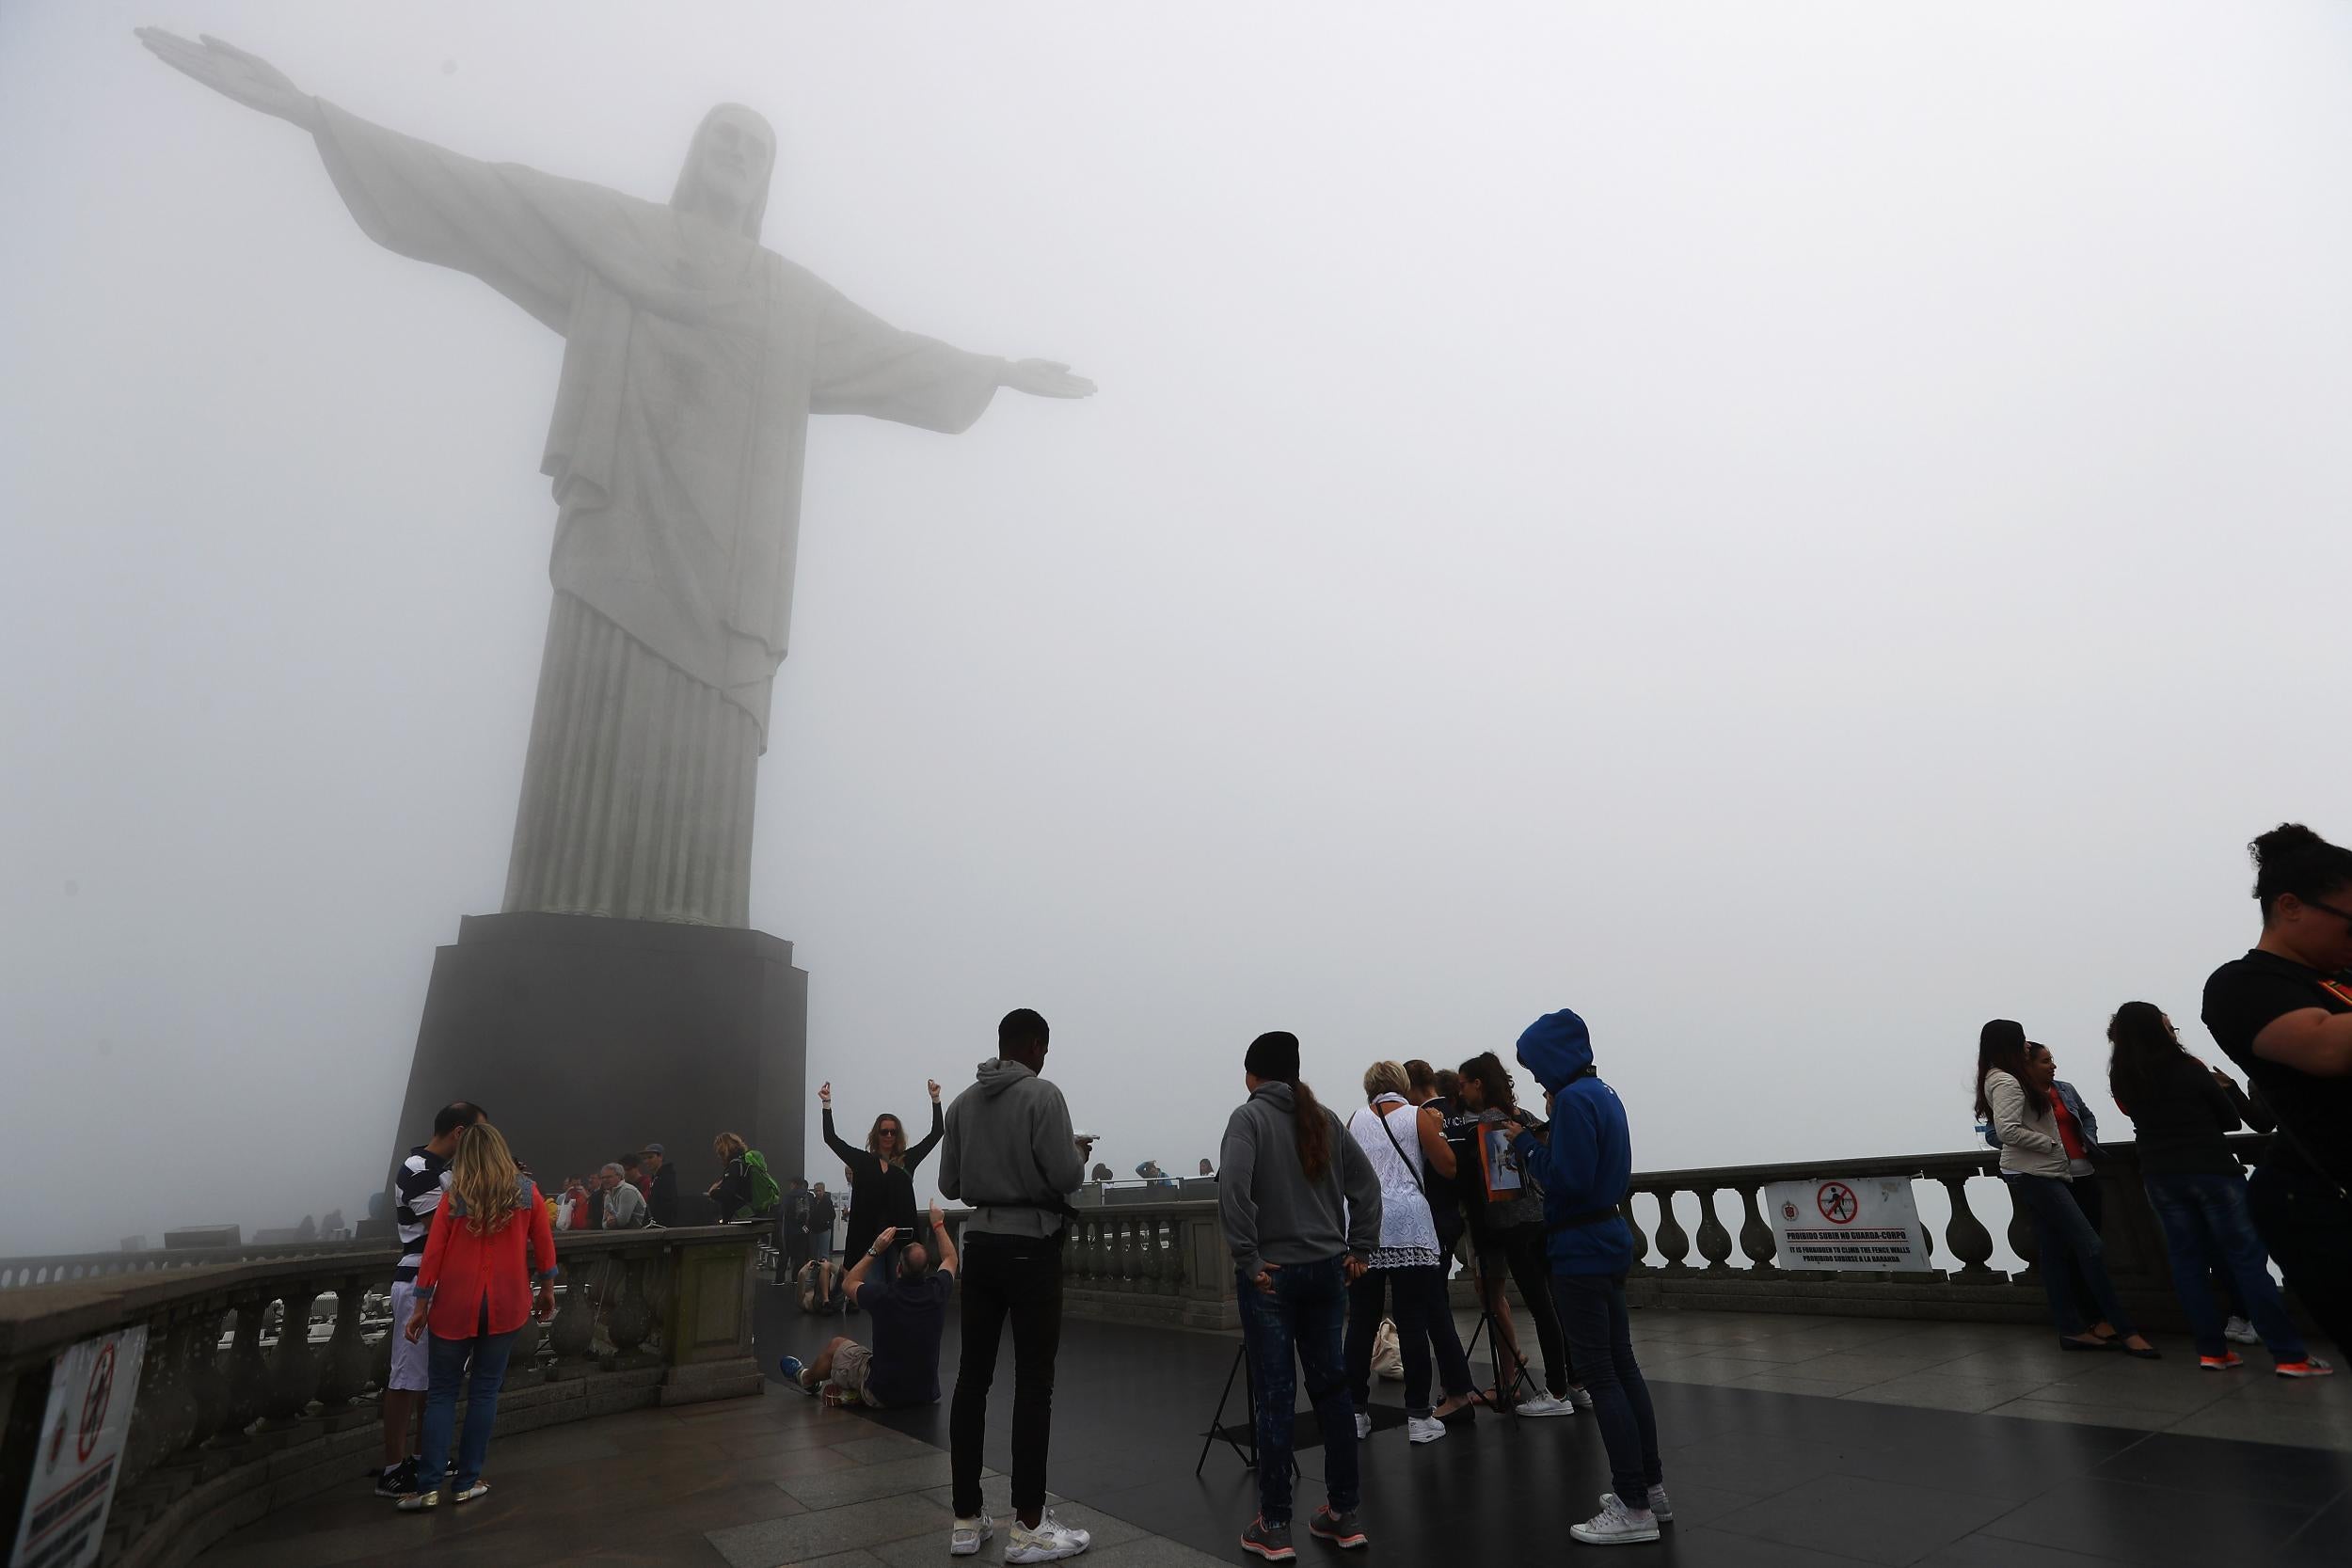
[7, 1, 2352, 1254]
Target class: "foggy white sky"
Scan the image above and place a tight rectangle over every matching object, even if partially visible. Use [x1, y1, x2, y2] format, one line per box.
[6, 2, 2352, 1256]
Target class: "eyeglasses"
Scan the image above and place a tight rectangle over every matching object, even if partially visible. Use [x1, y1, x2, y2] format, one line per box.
[2305, 898, 2352, 930]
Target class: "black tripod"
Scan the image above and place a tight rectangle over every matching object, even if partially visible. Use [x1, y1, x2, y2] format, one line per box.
[1461, 1256, 1546, 1412]
[1195, 1341, 1303, 1479]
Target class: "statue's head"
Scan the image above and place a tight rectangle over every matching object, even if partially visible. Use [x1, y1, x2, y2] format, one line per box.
[671, 103, 775, 240]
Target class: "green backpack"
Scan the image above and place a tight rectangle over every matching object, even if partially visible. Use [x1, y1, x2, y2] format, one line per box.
[742, 1149, 782, 1215]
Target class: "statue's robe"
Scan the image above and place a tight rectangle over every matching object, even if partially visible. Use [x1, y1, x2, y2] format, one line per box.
[312, 103, 1003, 925]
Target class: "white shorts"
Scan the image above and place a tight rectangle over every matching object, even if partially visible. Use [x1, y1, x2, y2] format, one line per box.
[388, 1280, 430, 1391]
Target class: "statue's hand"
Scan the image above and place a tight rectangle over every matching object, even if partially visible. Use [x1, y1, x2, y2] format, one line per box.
[1000, 358, 1096, 399]
[137, 29, 316, 130]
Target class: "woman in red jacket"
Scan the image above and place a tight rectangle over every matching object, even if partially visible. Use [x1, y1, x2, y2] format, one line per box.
[397, 1119, 556, 1510]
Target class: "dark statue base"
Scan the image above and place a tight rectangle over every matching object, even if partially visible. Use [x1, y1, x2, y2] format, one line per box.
[391, 913, 806, 1206]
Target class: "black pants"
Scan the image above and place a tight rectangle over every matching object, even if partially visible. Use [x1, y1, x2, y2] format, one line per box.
[950, 1230, 1064, 1520]
[1345, 1264, 1473, 1418]
[1477, 1223, 1574, 1396]
[2249, 1162, 2352, 1356]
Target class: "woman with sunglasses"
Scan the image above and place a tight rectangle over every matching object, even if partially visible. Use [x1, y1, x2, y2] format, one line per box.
[820, 1078, 945, 1268]
[1977, 1022, 2158, 1356]
[2202, 823, 2352, 1360]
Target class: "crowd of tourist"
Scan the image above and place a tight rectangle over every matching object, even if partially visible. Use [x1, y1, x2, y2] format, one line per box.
[368, 820, 2352, 1555]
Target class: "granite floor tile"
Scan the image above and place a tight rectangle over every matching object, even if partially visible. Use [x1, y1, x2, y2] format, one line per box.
[1713, 1471, 2014, 1565]
[706, 1493, 952, 1568]
[1978, 1475, 2323, 1568]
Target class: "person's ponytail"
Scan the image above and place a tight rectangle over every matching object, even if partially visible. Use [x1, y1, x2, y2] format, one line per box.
[1245, 1030, 1331, 1182]
[1293, 1078, 1330, 1182]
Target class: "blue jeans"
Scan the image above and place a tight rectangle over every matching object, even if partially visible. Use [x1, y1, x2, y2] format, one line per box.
[1550, 1272, 1661, 1505]
[1235, 1256, 1359, 1528]
[2008, 1174, 2137, 1339]
[418, 1328, 519, 1493]
[2146, 1171, 2305, 1361]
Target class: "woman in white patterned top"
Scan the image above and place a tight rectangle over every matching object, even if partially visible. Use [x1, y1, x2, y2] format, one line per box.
[1341, 1061, 1483, 1444]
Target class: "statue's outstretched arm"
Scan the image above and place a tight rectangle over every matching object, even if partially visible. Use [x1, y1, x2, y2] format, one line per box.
[998, 359, 1097, 400]
[137, 29, 319, 133]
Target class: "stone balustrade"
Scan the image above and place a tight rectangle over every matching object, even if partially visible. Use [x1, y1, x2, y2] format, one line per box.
[1013, 1133, 2278, 1337]
[0, 1226, 764, 1568]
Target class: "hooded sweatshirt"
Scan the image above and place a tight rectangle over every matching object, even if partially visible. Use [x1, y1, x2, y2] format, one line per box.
[1511, 1008, 1636, 1275]
[938, 1058, 1088, 1240]
[1217, 1083, 1383, 1281]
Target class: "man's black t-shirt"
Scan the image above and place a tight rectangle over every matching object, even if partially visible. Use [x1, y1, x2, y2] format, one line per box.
[2201, 947, 2352, 1191]
[856, 1270, 953, 1408]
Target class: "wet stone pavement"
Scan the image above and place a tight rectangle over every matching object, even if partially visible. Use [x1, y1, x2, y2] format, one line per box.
[197, 1292, 2352, 1567]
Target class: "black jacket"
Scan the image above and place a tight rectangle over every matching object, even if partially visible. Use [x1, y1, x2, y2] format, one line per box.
[824, 1102, 944, 1259]
[648, 1161, 680, 1226]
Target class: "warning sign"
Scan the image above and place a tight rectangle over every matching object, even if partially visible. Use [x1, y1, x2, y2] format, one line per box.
[8, 1324, 145, 1568]
[1765, 1178, 1929, 1272]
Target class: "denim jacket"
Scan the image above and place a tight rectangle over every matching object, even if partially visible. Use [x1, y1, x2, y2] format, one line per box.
[1978, 1078, 2103, 1160]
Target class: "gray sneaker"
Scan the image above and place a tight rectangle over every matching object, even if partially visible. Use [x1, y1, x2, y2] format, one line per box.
[1597, 1486, 1672, 1523]
[1574, 1496, 1661, 1545]
[1308, 1506, 1368, 1549]
[1241, 1515, 1295, 1561]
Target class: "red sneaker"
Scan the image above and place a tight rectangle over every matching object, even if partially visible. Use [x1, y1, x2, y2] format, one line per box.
[2198, 1353, 2244, 1370]
[2276, 1357, 2336, 1379]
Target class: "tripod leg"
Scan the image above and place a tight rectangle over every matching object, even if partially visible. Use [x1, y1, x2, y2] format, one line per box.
[1196, 1341, 1248, 1476]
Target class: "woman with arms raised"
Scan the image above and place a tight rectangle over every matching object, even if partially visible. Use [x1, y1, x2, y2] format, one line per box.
[821, 1079, 945, 1266]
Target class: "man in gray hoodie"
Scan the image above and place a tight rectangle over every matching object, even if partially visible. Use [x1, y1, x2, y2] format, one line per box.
[936, 1008, 1096, 1562]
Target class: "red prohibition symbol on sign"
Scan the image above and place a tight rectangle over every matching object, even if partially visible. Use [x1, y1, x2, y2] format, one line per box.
[1816, 1182, 1859, 1226]
[78, 1341, 117, 1463]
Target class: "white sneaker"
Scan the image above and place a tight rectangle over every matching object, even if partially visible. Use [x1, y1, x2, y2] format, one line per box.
[1572, 1496, 1661, 1545]
[1007, 1509, 1092, 1562]
[1601, 1486, 1671, 1522]
[1406, 1415, 1446, 1445]
[2224, 1317, 2261, 1345]
[1566, 1384, 1596, 1412]
[1513, 1393, 1575, 1418]
[1353, 1411, 1371, 1440]
[950, 1512, 993, 1557]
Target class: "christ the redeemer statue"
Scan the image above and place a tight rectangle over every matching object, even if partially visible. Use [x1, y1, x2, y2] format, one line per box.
[140, 31, 1094, 927]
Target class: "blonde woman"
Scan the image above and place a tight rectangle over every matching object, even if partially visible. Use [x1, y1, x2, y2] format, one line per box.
[398, 1120, 557, 1510]
[1341, 1060, 1482, 1446]
[707, 1130, 762, 1222]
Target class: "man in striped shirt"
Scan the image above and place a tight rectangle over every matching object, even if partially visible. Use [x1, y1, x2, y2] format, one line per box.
[376, 1101, 484, 1498]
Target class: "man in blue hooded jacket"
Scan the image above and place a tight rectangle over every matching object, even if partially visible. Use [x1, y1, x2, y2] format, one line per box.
[1509, 1008, 1668, 1546]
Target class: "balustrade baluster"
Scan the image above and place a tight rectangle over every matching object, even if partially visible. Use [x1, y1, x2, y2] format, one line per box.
[186, 1307, 229, 1446]
[503, 1309, 545, 1387]
[1650, 1187, 1693, 1274]
[1693, 1185, 1734, 1272]
[219, 1294, 269, 1441]
[2005, 1189, 2040, 1277]
[1619, 1195, 1650, 1269]
[1736, 1186, 1778, 1274]
[1938, 1175, 1995, 1277]
[608, 1259, 654, 1356]
[316, 1277, 372, 1408]
[119, 1315, 185, 1490]
[263, 1288, 322, 1423]
[550, 1266, 596, 1362]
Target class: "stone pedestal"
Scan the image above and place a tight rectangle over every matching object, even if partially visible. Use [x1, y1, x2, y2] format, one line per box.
[390, 913, 807, 1201]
